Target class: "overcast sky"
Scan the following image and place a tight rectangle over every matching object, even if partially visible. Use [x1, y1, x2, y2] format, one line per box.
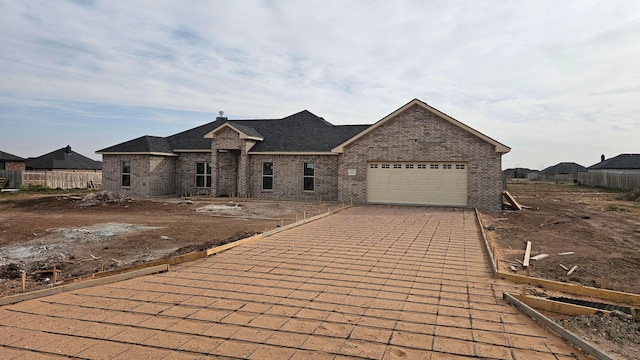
[1, 1, 639, 170]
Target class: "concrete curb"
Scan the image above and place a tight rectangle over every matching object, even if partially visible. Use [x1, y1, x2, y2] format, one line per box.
[503, 292, 615, 360]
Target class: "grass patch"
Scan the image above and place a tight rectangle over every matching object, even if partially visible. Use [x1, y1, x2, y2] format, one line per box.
[604, 204, 632, 212]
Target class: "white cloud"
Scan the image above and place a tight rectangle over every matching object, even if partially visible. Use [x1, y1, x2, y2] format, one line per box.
[0, 0, 639, 167]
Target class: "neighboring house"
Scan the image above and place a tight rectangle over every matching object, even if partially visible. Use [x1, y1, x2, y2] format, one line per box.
[25, 145, 102, 171]
[579, 154, 640, 191]
[538, 162, 587, 181]
[97, 99, 510, 209]
[0, 150, 25, 171]
[503, 168, 537, 179]
[588, 154, 640, 174]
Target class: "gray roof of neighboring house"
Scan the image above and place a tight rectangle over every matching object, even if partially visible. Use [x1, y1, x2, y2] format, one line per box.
[589, 154, 640, 169]
[0, 150, 24, 162]
[25, 146, 102, 170]
[540, 162, 587, 174]
[98, 110, 370, 154]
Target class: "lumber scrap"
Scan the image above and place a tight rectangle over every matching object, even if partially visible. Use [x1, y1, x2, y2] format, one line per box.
[558, 252, 575, 256]
[523, 241, 532, 268]
[502, 190, 522, 210]
[531, 254, 549, 261]
[567, 265, 578, 275]
[559, 264, 569, 271]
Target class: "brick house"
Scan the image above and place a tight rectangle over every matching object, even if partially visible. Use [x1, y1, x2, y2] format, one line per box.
[0, 150, 25, 171]
[25, 145, 102, 171]
[97, 99, 510, 209]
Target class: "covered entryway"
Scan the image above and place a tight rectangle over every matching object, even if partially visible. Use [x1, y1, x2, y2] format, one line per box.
[366, 161, 468, 206]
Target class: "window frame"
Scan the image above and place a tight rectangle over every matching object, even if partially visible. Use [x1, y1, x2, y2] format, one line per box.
[303, 162, 315, 191]
[262, 161, 274, 191]
[121, 160, 131, 187]
[195, 161, 212, 188]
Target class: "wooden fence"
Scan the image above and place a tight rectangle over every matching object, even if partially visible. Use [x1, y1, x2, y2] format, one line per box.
[578, 171, 640, 192]
[0, 170, 102, 190]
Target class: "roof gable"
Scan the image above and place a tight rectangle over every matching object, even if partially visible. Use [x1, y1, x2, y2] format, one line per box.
[589, 154, 640, 169]
[204, 122, 264, 141]
[332, 99, 510, 154]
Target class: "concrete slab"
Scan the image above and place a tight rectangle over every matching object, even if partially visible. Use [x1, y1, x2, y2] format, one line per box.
[0, 206, 590, 359]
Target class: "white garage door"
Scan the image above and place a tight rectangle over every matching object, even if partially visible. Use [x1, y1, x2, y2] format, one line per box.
[366, 162, 468, 206]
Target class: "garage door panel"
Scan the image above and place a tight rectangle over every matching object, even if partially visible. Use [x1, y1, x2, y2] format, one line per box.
[366, 162, 467, 206]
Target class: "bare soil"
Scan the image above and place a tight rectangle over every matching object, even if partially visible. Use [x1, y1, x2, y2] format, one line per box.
[480, 181, 640, 359]
[0, 191, 333, 296]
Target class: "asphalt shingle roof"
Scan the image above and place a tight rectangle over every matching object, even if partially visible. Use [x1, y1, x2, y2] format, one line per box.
[540, 162, 587, 174]
[589, 154, 640, 169]
[25, 146, 102, 170]
[0, 150, 24, 162]
[98, 110, 370, 154]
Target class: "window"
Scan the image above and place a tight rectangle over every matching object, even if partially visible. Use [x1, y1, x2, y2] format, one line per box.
[303, 162, 314, 191]
[456, 164, 465, 170]
[195, 162, 212, 188]
[121, 160, 131, 187]
[369, 163, 378, 168]
[417, 164, 426, 169]
[405, 164, 414, 169]
[430, 164, 439, 169]
[393, 164, 402, 169]
[443, 164, 452, 169]
[262, 162, 273, 190]
[381, 164, 390, 169]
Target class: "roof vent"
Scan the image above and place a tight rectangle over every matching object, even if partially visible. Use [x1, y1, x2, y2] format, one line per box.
[65, 145, 72, 154]
[601, 154, 605, 162]
[216, 111, 228, 121]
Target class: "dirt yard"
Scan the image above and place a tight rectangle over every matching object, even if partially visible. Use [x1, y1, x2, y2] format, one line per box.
[480, 181, 640, 360]
[480, 181, 640, 294]
[0, 191, 333, 296]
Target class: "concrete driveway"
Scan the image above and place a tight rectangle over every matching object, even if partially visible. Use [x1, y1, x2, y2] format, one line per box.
[0, 206, 587, 359]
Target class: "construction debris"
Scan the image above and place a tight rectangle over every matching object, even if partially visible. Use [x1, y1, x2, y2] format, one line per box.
[567, 265, 578, 275]
[559, 264, 569, 271]
[531, 254, 549, 261]
[502, 190, 523, 210]
[80, 191, 131, 205]
[558, 251, 575, 256]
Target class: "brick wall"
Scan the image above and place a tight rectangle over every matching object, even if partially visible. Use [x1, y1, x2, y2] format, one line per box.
[4, 161, 25, 171]
[102, 155, 176, 196]
[338, 104, 504, 209]
[248, 154, 340, 201]
[175, 152, 213, 195]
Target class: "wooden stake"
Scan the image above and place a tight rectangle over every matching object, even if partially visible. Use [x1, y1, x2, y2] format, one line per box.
[600, 277, 606, 289]
[52, 266, 57, 284]
[526, 267, 531, 277]
[521, 286, 527, 298]
[563, 320, 569, 329]
[523, 241, 532, 268]
[631, 308, 636, 318]
[303, 211, 306, 220]
[21, 271, 26, 290]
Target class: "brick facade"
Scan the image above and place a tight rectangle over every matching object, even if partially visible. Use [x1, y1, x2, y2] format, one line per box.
[2, 161, 25, 171]
[337, 104, 504, 209]
[102, 155, 176, 196]
[100, 101, 506, 209]
[248, 154, 339, 201]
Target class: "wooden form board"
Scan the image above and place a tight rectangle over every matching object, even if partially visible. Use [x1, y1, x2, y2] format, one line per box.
[498, 272, 640, 306]
[502, 190, 522, 210]
[523, 241, 532, 268]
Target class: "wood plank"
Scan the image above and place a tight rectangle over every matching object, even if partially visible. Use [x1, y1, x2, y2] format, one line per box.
[498, 272, 640, 305]
[509, 292, 610, 316]
[523, 241, 532, 268]
[502, 190, 522, 210]
[0, 264, 169, 306]
[531, 253, 549, 261]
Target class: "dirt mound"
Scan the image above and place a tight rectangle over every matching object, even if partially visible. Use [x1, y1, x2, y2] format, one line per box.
[563, 312, 640, 359]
